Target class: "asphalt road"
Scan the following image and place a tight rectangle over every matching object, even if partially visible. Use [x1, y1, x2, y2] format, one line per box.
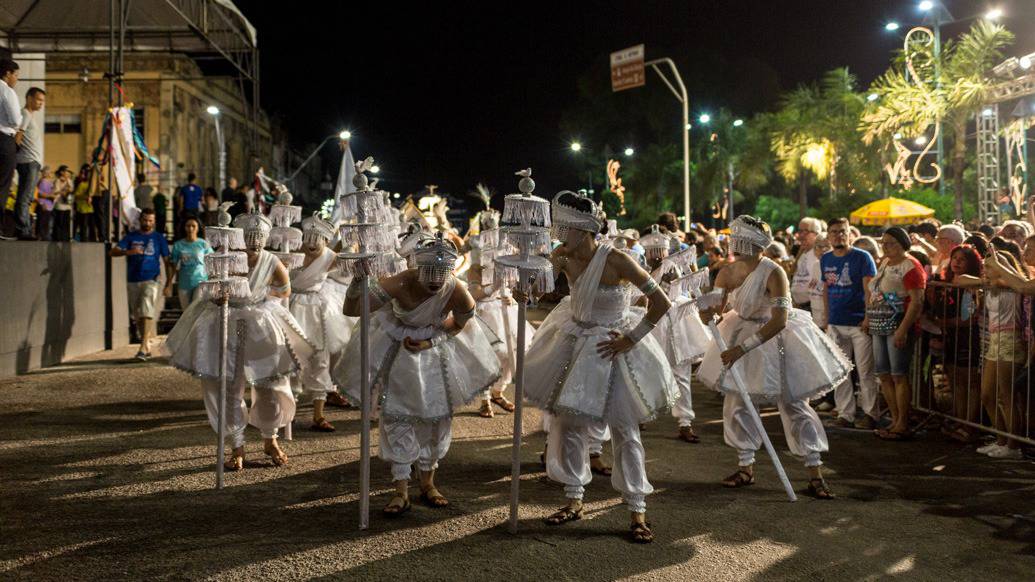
[1, 344, 1033, 581]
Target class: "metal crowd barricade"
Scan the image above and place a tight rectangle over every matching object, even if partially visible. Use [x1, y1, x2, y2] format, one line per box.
[911, 280, 1034, 446]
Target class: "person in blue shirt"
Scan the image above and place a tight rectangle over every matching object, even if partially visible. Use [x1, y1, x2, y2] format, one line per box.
[177, 172, 203, 234]
[821, 218, 879, 429]
[110, 208, 170, 360]
[164, 215, 212, 309]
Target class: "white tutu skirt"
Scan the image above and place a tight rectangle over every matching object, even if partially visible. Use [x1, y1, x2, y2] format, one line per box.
[524, 297, 676, 427]
[334, 308, 501, 422]
[653, 298, 711, 368]
[290, 291, 354, 355]
[165, 298, 314, 388]
[476, 298, 534, 373]
[697, 308, 852, 403]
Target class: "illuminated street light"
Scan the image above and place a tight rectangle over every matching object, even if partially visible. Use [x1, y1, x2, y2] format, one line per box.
[985, 7, 1003, 20]
[570, 142, 582, 152]
[685, 123, 692, 130]
[339, 130, 351, 140]
[918, 1, 934, 11]
[885, 21, 901, 31]
[206, 105, 220, 116]
[982, 108, 994, 116]
[370, 165, 381, 174]
[867, 93, 879, 102]
[914, 136, 928, 146]
[698, 113, 711, 124]
[893, 132, 903, 140]
[732, 119, 744, 127]
[624, 147, 634, 157]
[1020, 55, 1032, 70]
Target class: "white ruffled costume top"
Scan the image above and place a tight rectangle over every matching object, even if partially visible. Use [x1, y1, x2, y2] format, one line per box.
[697, 257, 851, 403]
[524, 243, 677, 426]
[166, 249, 314, 387]
[649, 265, 711, 368]
[289, 247, 354, 356]
[334, 275, 501, 422]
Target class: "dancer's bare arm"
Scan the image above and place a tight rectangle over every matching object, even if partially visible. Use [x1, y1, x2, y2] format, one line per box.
[596, 251, 672, 359]
[446, 281, 478, 334]
[269, 261, 292, 299]
[720, 267, 790, 367]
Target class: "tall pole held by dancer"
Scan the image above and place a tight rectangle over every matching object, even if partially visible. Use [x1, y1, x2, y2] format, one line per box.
[216, 293, 228, 489]
[707, 318, 797, 502]
[508, 277, 530, 533]
[359, 268, 371, 530]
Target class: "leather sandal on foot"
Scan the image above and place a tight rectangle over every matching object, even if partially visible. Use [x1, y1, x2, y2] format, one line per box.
[419, 487, 449, 508]
[264, 443, 288, 467]
[544, 505, 583, 525]
[224, 455, 244, 472]
[722, 469, 755, 488]
[589, 453, 612, 476]
[807, 478, 835, 500]
[478, 401, 494, 418]
[490, 394, 515, 412]
[310, 418, 336, 432]
[383, 495, 411, 517]
[677, 426, 700, 443]
[325, 392, 353, 409]
[630, 521, 654, 543]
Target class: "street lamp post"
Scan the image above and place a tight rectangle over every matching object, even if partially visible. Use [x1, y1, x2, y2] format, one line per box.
[645, 57, 691, 231]
[207, 106, 226, 202]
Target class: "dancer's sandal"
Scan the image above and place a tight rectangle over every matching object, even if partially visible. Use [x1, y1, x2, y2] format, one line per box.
[589, 453, 613, 477]
[677, 426, 700, 443]
[264, 442, 288, 467]
[419, 486, 449, 508]
[807, 478, 835, 500]
[310, 417, 336, 432]
[325, 392, 353, 409]
[722, 469, 755, 488]
[490, 394, 515, 413]
[382, 495, 411, 517]
[478, 401, 494, 418]
[544, 505, 583, 525]
[224, 454, 245, 472]
[629, 521, 655, 544]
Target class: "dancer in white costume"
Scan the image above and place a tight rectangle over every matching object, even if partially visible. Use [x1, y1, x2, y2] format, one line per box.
[697, 215, 850, 499]
[166, 211, 313, 470]
[289, 213, 355, 431]
[639, 227, 711, 443]
[522, 191, 675, 544]
[466, 211, 534, 418]
[335, 234, 500, 516]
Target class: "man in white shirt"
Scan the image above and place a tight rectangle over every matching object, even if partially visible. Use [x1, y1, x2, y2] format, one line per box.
[790, 217, 826, 310]
[0, 59, 23, 240]
[14, 87, 45, 240]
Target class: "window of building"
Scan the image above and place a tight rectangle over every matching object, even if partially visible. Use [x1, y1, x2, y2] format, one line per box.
[44, 114, 82, 134]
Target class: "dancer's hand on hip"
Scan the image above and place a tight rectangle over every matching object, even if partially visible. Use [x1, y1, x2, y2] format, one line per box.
[596, 331, 633, 360]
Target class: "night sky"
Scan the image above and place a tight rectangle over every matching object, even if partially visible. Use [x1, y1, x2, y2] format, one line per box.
[235, 0, 1034, 199]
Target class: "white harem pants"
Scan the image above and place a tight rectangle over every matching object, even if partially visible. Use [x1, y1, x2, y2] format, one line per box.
[671, 362, 696, 427]
[546, 414, 652, 513]
[379, 416, 453, 482]
[201, 376, 295, 448]
[723, 393, 828, 468]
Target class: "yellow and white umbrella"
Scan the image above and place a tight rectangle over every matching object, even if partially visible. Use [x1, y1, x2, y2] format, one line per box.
[849, 197, 935, 226]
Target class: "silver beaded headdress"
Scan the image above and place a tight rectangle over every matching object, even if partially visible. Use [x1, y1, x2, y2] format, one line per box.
[301, 212, 336, 243]
[639, 224, 671, 260]
[551, 190, 605, 240]
[413, 232, 459, 285]
[233, 211, 273, 250]
[730, 215, 773, 256]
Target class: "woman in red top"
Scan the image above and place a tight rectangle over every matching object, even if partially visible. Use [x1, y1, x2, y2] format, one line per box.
[867, 227, 926, 440]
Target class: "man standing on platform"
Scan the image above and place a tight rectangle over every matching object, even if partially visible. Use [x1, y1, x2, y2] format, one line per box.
[0, 59, 22, 240]
[176, 172, 203, 233]
[13, 87, 45, 240]
[110, 208, 170, 360]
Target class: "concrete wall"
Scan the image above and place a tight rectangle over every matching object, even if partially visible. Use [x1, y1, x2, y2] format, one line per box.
[0, 242, 129, 377]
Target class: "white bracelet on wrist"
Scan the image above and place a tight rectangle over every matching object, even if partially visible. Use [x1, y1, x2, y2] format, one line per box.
[739, 333, 763, 353]
[625, 318, 657, 344]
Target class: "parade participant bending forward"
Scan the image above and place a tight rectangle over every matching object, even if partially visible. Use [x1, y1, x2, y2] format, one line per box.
[336, 235, 500, 516]
[290, 213, 354, 432]
[166, 212, 312, 470]
[523, 191, 675, 544]
[697, 215, 851, 500]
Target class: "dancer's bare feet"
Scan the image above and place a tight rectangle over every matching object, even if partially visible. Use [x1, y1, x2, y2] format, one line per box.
[264, 438, 288, 466]
[224, 446, 245, 471]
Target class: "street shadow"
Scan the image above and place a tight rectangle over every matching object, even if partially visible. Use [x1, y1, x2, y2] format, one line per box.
[41, 241, 75, 369]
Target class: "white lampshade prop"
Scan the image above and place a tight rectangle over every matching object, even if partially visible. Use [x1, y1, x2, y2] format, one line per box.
[197, 202, 251, 490]
[495, 168, 555, 534]
[267, 191, 305, 271]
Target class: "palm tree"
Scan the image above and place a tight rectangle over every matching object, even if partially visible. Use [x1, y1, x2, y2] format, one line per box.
[860, 21, 1014, 219]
